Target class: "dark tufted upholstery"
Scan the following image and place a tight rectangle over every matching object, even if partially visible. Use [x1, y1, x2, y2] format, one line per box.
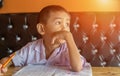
[0, 13, 41, 58]
[0, 12, 120, 67]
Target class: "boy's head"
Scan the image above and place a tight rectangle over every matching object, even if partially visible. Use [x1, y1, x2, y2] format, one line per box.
[37, 5, 70, 37]
[37, 5, 70, 25]
[37, 5, 71, 47]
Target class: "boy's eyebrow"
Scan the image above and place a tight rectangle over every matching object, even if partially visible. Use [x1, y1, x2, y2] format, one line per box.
[54, 17, 70, 21]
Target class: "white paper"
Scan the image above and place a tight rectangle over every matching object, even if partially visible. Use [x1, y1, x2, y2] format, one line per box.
[12, 63, 92, 76]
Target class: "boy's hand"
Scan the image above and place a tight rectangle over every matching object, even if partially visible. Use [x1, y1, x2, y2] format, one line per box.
[0, 63, 8, 75]
[51, 31, 72, 45]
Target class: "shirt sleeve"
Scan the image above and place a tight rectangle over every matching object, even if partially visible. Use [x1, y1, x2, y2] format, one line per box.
[80, 55, 87, 67]
[12, 43, 30, 66]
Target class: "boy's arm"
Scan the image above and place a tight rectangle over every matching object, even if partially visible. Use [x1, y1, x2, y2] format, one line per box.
[52, 31, 82, 72]
[65, 32, 82, 72]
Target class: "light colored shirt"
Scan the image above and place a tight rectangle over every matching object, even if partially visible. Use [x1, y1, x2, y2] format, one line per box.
[12, 39, 86, 68]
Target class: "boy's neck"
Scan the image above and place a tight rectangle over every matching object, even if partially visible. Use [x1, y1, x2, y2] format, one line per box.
[43, 39, 54, 59]
[43, 38, 60, 59]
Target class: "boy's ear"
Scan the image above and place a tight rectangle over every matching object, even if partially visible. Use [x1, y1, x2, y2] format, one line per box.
[37, 23, 45, 35]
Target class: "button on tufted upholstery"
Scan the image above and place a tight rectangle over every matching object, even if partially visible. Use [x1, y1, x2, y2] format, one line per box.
[0, 12, 120, 67]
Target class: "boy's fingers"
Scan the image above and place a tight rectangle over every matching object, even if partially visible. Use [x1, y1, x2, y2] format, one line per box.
[0, 64, 3, 75]
[51, 37, 58, 44]
[59, 39, 66, 44]
[0, 64, 8, 73]
[51, 38, 55, 44]
[1, 67, 8, 73]
[0, 64, 2, 70]
[0, 73, 3, 75]
[0, 64, 2, 67]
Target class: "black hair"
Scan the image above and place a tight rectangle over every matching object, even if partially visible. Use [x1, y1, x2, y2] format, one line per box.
[37, 5, 69, 25]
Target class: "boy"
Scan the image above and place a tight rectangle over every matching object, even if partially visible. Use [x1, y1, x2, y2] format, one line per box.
[0, 5, 86, 75]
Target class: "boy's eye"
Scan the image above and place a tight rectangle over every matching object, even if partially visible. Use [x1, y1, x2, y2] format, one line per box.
[66, 22, 70, 26]
[55, 21, 61, 25]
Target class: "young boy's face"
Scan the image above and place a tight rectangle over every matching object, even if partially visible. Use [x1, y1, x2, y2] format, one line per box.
[44, 11, 70, 36]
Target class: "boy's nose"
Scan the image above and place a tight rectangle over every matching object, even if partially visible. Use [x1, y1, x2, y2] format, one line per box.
[62, 24, 70, 31]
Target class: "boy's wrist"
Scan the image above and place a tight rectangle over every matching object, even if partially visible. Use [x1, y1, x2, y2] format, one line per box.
[64, 32, 73, 41]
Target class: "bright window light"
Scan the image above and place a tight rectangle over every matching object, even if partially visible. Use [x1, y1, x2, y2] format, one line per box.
[100, 0, 109, 4]
[94, 0, 119, 11]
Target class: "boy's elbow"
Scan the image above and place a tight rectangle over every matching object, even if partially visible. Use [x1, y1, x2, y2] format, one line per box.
[72, 65, 83, 72]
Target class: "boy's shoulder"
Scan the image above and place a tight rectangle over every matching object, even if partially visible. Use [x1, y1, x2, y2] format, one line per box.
[28, 38, 43, 45]
[24, 38, 43, 48]
[29, 38, 43, 43]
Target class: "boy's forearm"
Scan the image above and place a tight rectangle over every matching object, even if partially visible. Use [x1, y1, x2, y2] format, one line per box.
[65, 33, 82, 72]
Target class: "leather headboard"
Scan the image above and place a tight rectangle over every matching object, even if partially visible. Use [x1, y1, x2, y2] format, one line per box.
[0, 12, 120, 67]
